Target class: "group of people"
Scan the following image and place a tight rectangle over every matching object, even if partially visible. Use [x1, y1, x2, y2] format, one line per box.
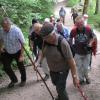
[0, 6, 97, 100]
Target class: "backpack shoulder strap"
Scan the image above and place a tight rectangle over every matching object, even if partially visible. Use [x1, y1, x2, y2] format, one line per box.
[57, 36, 65, 58]
[77, 27, 86, 35]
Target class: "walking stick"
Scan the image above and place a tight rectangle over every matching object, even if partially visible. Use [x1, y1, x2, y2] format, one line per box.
[18, 39, 55, 100]
[77, 85, 88, 100]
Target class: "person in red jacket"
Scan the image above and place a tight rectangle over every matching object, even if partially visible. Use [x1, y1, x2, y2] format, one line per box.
[70, 16, 96, 85]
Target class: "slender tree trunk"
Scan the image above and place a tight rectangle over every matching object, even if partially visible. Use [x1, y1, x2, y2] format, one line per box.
[83, 0, 89, 14]
[95, 0, 100, 14]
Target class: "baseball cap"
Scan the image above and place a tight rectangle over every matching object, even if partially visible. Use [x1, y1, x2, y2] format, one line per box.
[40, 23, 54, 38]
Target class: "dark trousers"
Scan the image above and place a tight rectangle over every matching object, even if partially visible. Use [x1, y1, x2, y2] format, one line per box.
[50, 69, 69, 100]
[0, 50, 26, 82]
[32, 45, 39, 61]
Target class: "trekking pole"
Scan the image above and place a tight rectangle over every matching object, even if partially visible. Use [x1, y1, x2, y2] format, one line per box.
[77, 85, 88, 100]
[18, 39, 55, 100]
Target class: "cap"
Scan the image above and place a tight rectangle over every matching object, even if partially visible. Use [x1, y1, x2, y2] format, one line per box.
[83, 14, 88, 18]
[44, 18, 50, 23]
[40, 23, 54, 38]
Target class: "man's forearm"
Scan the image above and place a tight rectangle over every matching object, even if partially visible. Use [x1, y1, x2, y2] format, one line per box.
[67, 58, 77, 79]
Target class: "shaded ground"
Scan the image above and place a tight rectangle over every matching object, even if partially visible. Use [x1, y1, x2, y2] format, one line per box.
[0, 0, 100, 100]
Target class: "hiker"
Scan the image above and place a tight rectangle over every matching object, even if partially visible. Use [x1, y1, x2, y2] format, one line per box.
[35, 22, 79, 100]
[29, 18, 39, 60]
[50, 15, 56, 25]
[0, 17, 26, 88]
[30, 23, 49, 81]
[59, 7, 66, 24]
[55, 21, 70, 40]
[70, 16, 96, 85]
[71, 9, 78, 24]
[82, 14, 97, 69]
[54, 21, 76, 57]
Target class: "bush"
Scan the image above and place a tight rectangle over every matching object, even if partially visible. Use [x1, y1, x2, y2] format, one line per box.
[0, 0, 55, 76]
[0, 0, 55, 30]
[66, 0, 79, 7]
[88, 14, 100, 30]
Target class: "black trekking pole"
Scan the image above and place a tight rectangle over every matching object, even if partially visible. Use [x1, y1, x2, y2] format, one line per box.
[18, 39, 55, 100]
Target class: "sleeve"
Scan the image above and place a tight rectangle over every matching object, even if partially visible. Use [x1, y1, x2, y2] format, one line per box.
[89, 29, 95, 39]
[63, 27, 70, 39]
[17, 27, 25, 44]
[70, 29, 74, 38]
[86, 25, 95, 39]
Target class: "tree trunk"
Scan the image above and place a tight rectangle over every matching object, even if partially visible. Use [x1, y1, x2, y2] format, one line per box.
[95, 0, 100, 14]
[83, 0, 89, 14]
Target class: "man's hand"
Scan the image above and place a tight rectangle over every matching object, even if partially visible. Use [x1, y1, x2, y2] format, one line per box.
[73, 77, 80, 87]
[0, 48, 5, 53]
[19, 55, 24, 62]
[35, 61, 40, 68]
[34, 61, 40, 71]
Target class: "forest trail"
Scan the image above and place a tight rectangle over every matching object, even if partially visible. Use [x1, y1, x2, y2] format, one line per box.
[0, 0, 100, 100]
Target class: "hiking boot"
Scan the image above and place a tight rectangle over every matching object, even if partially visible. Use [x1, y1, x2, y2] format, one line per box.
[86, 78, 91, 84]
[8, 80, 18, 88]
[19, 81, 26, 87]
[43, 74, 49, 81]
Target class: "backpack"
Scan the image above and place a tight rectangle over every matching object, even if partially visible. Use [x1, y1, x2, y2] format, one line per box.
[57, 36, 74, 57]
[44, 36, 73, 59]
[73, 27, 90, 54]
[57, 36, 65, 58]
[57, 33, 74, 57]
[43, 36, 65, 58]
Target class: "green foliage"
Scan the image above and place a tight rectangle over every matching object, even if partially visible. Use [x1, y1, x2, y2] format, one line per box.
[0, 0, 55, 76]
[66, 0, 99, 30]
[88, 0, 96, 14]
[88, 14, 100, 31]
[0, 0, 55, 29]
[66, 0, 79, 7]
[87, 0, 100, 30]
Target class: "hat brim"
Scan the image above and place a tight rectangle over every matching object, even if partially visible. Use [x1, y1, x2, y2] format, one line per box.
[41, 29, 55, 39]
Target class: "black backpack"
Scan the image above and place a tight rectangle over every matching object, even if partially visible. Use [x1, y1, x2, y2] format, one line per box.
[58, 36, 75, 57]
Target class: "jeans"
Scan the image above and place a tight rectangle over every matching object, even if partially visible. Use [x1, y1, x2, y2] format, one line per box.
[50, 69, 69, 100]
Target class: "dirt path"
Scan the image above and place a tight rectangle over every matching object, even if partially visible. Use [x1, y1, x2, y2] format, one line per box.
[0, 0, 100, 100]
